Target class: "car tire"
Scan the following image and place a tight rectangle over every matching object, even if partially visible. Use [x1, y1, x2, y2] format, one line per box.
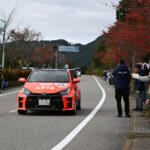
[77, 99, 81, 110]
[70, 102, 77, 115]
[18, 110, 27, 115]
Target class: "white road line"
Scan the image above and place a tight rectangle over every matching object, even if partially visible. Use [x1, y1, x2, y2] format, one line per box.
[10, 109, 17, 113]
[0, 90, 20, 97]
[0, 90, 19, 113]
[51, 76, 106, 150]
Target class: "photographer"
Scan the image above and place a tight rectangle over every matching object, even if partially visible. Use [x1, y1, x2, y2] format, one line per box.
[132, 63, 150, 105]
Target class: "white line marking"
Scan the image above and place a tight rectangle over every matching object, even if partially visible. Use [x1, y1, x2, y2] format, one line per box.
[10, 109, 17, 113]
[0, 90, 20, 97]
[51, 76, 106, 150]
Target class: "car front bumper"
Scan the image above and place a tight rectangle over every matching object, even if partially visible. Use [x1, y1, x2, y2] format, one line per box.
[17, 92, 75, 111]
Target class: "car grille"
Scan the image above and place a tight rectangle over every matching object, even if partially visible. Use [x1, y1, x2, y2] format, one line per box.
[26, 93, 63, 110]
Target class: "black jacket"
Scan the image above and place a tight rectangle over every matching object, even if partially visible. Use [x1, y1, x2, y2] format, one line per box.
[112, 64, 131, 89]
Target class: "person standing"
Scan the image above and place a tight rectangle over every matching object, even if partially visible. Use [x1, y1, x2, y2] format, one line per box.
[140, 63, 149, 103]
[0, 65, 3, 93]
[112, 59, 131, 118]
[103, 71, 107, 81]
[133, 64, 144, 111]
[107, 71, 112, 86]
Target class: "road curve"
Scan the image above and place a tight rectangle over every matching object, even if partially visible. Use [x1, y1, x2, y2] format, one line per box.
[0, 75, 130, 150]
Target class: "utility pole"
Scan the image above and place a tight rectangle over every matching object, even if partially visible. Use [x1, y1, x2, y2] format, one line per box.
[54, 45, 58, 69]
[0, 19, 6, 68]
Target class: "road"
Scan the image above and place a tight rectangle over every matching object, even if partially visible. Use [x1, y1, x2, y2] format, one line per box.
[0, 75, 130, 150]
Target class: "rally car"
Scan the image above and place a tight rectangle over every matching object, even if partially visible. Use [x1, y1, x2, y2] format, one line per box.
[17, 69, 81, 115]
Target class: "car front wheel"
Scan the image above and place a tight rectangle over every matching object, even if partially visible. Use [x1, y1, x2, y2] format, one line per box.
[77, 99, 81, 110]
[70, 101, 77, 115]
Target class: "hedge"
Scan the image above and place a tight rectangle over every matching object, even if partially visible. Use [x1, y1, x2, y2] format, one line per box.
[2, 69, 32, 87]
[93, 68, 104, 77]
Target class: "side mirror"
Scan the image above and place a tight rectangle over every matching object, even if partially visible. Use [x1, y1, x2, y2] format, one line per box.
[73, 78, 80, 83]
[18, 78, 26, 83]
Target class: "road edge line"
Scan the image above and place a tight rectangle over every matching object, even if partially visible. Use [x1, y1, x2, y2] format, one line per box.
[10, 109, 17, 113]
[0, 91, 20, 97]
[51, 75, 106, 150]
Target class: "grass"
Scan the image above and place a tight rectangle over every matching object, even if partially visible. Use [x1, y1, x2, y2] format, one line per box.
[141, 106, 150, 118]
[126, 133, 135, 139]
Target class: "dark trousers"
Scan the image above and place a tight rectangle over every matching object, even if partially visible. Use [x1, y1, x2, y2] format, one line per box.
[115, 88, 130, 115]
[135, 92, 143, 109]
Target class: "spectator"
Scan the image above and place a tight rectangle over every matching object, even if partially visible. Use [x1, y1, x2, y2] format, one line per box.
[112, 59, 131, 118]
[133, 64, 145, 111]
[107, 71, 112, 86]
[148, 60, 150, 70]
[132, 67, 150, 106]
[103, 71, 107, 81]
[140, 63, 149, 103]
[141, 63, 149, 75]
[146, 86, 150, 105]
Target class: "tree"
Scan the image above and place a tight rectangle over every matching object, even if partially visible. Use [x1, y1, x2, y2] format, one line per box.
[116, 0, 130, 21]
[104, 0, 150, 70]
[0, 8, 16, 66]
[32, 45, 54, 68]
[7, 27, 41, 68]
[93, 40, 106, 68]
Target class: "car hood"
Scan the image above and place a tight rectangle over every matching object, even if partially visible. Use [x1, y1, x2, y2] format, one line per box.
[23, 82, 71, 94]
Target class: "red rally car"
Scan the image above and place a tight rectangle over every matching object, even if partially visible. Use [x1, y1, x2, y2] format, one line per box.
[17, 69, 81, 115]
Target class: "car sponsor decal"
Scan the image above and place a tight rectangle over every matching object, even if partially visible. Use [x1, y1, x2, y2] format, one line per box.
[35, 86, 55, 90]
[35, 83, 68, 90]
[54, 83, 67, 87]
[40, 83, 53, 86]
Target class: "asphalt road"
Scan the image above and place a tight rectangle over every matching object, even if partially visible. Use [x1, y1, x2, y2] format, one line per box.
[0, 75, 130, 150]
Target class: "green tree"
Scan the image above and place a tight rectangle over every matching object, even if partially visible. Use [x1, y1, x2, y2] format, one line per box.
[93, 40, 106, 68]
[116, 0, 130, 21]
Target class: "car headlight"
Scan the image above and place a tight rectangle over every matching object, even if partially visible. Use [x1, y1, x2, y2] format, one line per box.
[60, 88, 70, 95]
[22, 88, 31, 95]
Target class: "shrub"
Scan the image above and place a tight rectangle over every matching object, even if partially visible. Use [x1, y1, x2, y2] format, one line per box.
[2, 69, 31, 87]
[93, 68, 104, 77]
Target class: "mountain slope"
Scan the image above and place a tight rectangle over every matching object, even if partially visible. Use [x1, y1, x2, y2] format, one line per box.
[4, 36, 102, 68]
[57, 36, 103, 68]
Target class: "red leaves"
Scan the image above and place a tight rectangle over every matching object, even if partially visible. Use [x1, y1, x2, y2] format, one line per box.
[32, 45, 54, 66]
[94, 51, 105, 58]
[103, 0, 150, 67]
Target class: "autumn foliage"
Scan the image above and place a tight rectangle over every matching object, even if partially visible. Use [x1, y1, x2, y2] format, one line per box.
[32, 45, 54, 67]
[95, 0, 150, 70]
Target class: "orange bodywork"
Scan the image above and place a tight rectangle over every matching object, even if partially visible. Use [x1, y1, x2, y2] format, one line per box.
[17, 70, 81, 112]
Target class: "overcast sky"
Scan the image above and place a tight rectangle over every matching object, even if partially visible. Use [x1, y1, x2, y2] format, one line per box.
[0, 0, 120, 44]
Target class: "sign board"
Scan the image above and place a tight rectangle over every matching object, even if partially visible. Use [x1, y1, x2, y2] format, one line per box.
[65, 64, 69, 69]
[58, 46, 79, 52]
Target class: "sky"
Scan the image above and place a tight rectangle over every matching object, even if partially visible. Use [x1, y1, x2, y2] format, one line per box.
[0, 0, 120, 44]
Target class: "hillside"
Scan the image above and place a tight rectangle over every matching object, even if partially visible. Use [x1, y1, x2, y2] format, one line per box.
[63, 36, 103, 68]
[3, 36, 102, 69]
[41, 36, 103, 68]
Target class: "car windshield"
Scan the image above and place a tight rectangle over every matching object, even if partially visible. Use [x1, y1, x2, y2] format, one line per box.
[27, 70, 70, 83]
